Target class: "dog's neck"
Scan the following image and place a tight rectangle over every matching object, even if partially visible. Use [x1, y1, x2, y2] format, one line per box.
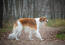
[35, 18, 44, 23]
[35, 18, 40, 23]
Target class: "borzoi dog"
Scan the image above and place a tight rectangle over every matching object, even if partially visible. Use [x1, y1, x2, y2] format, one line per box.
[8, 17, 48, 40]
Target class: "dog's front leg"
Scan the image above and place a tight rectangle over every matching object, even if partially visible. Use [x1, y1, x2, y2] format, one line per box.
[36, 22, 44, 40]
[35, 32, 44, 40]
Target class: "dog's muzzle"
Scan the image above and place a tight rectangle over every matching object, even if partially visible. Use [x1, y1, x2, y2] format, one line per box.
[46, 20, 48, 23]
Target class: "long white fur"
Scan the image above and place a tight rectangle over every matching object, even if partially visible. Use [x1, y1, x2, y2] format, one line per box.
[8, 18, 44, 40]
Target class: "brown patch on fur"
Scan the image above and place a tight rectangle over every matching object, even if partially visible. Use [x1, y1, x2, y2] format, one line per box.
[18, 18, 37, 30]
[39, 17, 47, 22]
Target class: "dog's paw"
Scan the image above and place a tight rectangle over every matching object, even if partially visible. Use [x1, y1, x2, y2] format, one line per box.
[16, 38, 19, 40]
[30, 39, 34, 40]
[41, 39, 44, 41]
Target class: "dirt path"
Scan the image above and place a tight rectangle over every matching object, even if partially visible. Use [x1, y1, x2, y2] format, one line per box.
[0, 25, 65, 45]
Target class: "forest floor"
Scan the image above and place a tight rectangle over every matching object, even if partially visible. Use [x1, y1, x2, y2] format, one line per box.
[0, 25, 65, 45]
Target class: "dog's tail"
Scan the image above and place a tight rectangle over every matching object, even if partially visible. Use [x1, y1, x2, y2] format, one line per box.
[12, 22, 18, 33]
[8, 20, 23, 40]
[8, 22, 18, 39]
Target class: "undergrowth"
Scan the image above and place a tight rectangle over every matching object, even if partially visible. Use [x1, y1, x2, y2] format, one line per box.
[47, 19, 65, 27]
[56, 28, 65, 40]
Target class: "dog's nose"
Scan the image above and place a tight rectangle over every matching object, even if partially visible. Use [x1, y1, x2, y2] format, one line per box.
[46, 20, 48, 23]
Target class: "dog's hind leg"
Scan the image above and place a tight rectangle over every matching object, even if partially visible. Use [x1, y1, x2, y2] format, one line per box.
[15, 21, 23, 40]
[29, 31, 33, 40]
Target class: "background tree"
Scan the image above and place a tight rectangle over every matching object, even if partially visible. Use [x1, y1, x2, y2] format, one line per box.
[0, 0, 3, 28]
[2, 0, 65, 25]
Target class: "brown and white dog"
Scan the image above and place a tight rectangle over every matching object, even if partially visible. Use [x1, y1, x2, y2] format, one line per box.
[8, 17, 48, 40]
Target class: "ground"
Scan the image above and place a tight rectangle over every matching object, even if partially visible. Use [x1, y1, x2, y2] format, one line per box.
[0, 25, 65, 45]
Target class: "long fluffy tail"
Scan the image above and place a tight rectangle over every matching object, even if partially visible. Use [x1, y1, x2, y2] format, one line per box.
[8, 22, 17, 40]
[8, 21, 23, 40]
[12, 22, 18, 33]
[8, 33, 16, 40]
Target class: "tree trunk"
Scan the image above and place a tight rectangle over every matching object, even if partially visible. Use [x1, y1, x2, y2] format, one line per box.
[0, 0, 3, 28]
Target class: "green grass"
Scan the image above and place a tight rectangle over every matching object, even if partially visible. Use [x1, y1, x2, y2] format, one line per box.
[47, 19, 65, 27]
[56, 28, 65, 40]
[0, 22, 13, 33]
[47, 19, 65, 40]
[56, 33, 65, 40]
[0, 28, 12, 33]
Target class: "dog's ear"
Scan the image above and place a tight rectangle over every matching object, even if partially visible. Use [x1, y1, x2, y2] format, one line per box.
[43, 17, 47, 21]
[43, 17, 46, 20]
[39, 17, 43, 22]
[40, 17, 47, 22]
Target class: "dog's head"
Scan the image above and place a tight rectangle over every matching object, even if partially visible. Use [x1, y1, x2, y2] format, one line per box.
[39, 17, 48, 23]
